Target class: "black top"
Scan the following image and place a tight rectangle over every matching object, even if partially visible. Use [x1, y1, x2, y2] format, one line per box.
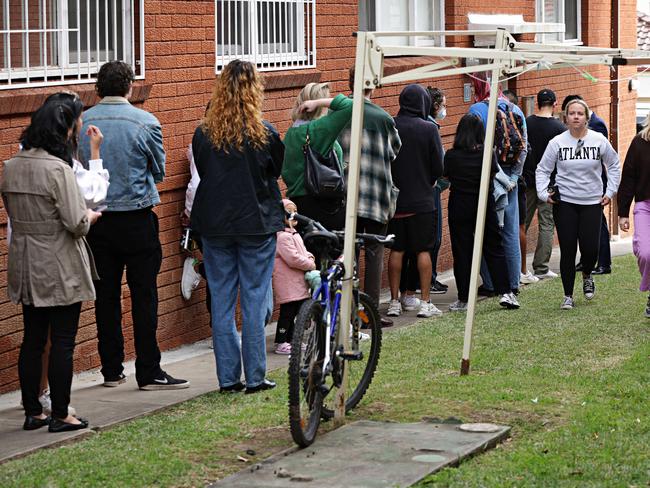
[392, 85, 443, 213]
[190, 121, 285, 237]
[523, 114, 566, 187]
[618, 134, 650, 217]
[443, 147, 498, 195]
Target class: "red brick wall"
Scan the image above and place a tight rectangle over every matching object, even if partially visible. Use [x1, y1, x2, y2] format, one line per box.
[0, 0, 638, 393]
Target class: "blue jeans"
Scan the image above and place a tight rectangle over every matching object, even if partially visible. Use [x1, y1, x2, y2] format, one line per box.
[481, 168, 521, 291]
[201, 234, 276, 389]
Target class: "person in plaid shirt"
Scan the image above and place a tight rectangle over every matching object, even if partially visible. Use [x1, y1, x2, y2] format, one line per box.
[339, 68, 402, 327]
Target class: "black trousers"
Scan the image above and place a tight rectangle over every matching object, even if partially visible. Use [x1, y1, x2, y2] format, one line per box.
[356, 217, 387, 304]
[290, 195, 345, 231]
[553, 202, 602, 297]
[598, 211, 612, 268]
[448, 192, 510, 302]
[19, 303, 81, 419]
[275, 300, 306, 344]
[87, 208, 163, 387]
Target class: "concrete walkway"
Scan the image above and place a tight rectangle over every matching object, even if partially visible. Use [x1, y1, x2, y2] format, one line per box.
[0, 238, 634, 463]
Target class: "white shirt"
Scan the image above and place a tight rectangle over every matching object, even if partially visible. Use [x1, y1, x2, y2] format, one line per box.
[536, 129, 620, 205]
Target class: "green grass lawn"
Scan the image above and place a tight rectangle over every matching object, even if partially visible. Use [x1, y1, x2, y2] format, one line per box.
[1, 255, 648, 487]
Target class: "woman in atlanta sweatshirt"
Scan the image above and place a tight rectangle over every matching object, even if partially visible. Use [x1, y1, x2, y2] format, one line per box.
[536, 99, 620, 310]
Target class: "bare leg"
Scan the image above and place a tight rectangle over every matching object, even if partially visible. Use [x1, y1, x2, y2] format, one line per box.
[388, 250, 405, 301]
[39, 331, 51, 396]
[417, 251, 432, 303]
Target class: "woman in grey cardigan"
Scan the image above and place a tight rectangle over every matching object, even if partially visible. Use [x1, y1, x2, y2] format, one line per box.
[1, 93, 102, 432]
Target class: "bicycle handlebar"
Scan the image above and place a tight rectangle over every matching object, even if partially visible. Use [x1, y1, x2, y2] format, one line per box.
[287, 212, 395, 247]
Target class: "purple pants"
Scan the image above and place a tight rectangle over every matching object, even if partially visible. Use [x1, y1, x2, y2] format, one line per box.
[633, 200, 650, 292]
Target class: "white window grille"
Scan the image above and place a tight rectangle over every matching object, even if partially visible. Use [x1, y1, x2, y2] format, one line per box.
[215, 0, 316, 72]
[0, 0, 145, 90]
[536, 0, 581, 44]
[359, 0, 445, 48]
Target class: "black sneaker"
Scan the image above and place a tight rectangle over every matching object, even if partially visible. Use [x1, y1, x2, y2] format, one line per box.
[583, 276, 595, 300]
[477, 285, 496, 297]
[245, 379, 276, 394]
[430, 280, 448, 294]
[219, 382, 245, 393]
[103, 373, 127, 387]
[645, 296, 650, 319]
[139, 371, 190, 390]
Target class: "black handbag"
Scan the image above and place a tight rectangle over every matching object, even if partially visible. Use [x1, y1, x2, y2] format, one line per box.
[303, 127, 346, 200]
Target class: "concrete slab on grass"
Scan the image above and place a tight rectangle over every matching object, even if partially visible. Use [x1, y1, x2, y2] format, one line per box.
[211, 420, 510, 487]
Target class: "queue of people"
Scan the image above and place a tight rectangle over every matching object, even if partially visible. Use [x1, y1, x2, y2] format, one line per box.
[2, 58, 645, 433]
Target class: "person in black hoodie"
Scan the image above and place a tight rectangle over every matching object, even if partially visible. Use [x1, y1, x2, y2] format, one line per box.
[386, 85, 443, 319]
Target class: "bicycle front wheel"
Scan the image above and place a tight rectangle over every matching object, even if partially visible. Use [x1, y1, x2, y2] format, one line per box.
[288, 299, 324, 447]
[321, 292, 382, 419]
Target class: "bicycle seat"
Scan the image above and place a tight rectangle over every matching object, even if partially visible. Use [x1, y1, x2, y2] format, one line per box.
[303, 229, 340, 251]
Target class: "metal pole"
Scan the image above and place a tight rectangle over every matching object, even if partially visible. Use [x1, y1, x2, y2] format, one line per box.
[460, 30, 507, 375]
[335, 31, 367, 424]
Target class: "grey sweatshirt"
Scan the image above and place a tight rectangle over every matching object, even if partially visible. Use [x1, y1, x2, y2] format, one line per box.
[536, 129, 620, 205]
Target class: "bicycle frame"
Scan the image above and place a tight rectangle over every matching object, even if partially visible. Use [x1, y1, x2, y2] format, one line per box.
[311, 259, 344, 382]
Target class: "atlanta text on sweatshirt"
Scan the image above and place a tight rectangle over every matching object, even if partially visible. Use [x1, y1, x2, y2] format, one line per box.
[535, 129, 620, 205]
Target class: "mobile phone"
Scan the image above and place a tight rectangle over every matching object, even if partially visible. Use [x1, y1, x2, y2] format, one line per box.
[94, 205, 107, 212]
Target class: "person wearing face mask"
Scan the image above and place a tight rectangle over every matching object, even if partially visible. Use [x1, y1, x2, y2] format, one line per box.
[386, 85, 444, 319]
[536, 99, 620, 310]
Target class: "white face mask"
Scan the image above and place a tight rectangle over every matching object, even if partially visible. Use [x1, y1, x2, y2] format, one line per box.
[435, 108, 446, 121]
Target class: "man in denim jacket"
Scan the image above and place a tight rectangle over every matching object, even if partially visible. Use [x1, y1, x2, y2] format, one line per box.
[80, 61, 189, 391]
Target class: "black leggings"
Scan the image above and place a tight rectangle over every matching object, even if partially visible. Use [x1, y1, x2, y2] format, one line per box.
[275, 300, 306, 344]
[19, 303, 81, 419]
[553, 202, 602, 296]
[448, 192, 510, 302]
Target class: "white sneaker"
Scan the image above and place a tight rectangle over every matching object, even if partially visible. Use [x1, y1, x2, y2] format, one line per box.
[499, 293, 520, 309]
[560, 296, 575, 310]
[520, 271, 540, 284]
[400, 295, 420, 311]
[38, 390, 76, 415]
[417, 301, 442, 318]
[181, 257, 201, 300]
[534, 270, 558, 280]
[350, 329, 371, 341]
[386, 299, 402, 317]
[449, 300, 468, 312]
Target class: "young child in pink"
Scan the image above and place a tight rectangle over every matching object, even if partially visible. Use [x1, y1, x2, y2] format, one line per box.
[272, 199, 317, 354]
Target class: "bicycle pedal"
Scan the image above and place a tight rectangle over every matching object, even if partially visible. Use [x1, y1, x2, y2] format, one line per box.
[338, 350, 364, 361]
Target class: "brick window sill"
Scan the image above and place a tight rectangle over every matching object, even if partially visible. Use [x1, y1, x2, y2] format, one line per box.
[382, 56, 446, 77]
[0, 82, 153, 116]
[263, 69, 321, 91]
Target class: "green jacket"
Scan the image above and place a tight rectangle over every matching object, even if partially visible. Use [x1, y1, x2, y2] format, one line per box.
[282, 94, 353, 198]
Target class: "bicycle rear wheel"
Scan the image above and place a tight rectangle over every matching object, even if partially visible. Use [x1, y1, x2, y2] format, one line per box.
[321, 292, 382, 419]
[288, 299, 325, 447]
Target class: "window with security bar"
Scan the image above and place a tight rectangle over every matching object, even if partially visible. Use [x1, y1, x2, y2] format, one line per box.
[0, 0, 144, 90]
[215, 0, 316, 72]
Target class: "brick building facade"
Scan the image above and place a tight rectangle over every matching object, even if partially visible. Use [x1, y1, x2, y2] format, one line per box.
[0, 0, 638, 393]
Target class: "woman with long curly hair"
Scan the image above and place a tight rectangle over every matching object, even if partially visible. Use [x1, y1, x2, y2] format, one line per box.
[190, 60, 285, 394]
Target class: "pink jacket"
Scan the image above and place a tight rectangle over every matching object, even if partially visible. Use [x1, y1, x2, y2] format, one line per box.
[273, 227, 316, 305]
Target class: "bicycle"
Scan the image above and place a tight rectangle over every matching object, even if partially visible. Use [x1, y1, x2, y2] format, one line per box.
[287, 213, 394, 447]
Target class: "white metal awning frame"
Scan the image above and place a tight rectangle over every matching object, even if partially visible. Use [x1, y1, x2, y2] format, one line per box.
[335, 28, 650, 421]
